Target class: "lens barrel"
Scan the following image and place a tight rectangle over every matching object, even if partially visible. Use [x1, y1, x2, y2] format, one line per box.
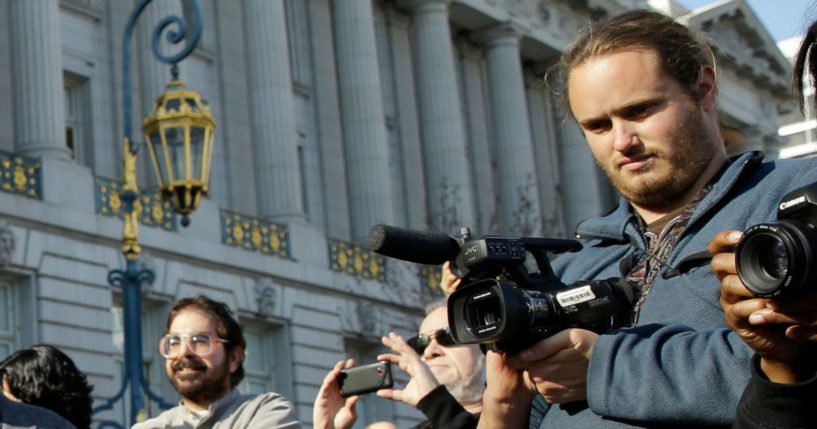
[736, 220, 816, 297]
[447, 278, 631, 352]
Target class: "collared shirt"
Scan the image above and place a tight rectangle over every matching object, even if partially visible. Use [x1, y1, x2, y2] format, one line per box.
[131, 389, 301, 429]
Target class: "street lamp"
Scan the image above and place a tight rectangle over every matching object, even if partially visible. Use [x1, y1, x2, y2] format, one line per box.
[144, 80, 215, 227]
[93, 1, 214, 427]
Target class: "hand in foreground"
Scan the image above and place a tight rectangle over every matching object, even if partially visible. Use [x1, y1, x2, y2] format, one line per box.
[313, 359, 360, 429]
[476, 350, 537, 429]
[439, 261, 462, 296]
[375, 332, 440, 406]
[505, 328, 597, 404]
[709, 230, 817, 383]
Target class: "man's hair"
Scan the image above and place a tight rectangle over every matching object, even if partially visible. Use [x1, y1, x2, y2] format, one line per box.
[166, 295, 247, 388]
[0, 344, 94, 429]
[793, 20, 817, 113]
[424, 298, 447, 316]
[559, 9, 714, 106]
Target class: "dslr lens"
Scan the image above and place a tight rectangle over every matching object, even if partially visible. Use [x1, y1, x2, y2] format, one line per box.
[757, 239, 788, 280]
[736, 221, 815, 297]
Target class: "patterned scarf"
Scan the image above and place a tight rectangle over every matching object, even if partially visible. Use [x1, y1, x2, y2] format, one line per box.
[624, 183, 713, 326]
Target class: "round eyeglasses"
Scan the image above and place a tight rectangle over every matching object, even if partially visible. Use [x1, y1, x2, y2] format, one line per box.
[159, 333, 230, 358]
[406, 327, 457, 355]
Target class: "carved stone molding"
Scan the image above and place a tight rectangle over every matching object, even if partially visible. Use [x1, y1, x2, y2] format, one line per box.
[0, 222, 15, 265]
[254, 277, 280, 317]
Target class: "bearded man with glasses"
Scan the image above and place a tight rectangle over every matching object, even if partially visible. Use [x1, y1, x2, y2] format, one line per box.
[132, 295, 300, 429]
[313, 299, 484, 429]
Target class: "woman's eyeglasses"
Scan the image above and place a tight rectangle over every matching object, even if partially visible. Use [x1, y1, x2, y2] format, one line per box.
[406, 327, 457, 354]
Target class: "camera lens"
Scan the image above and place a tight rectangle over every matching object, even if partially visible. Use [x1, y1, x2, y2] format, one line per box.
[466, 294, 503, 334]
[736, 221, 815, 297]
[756, 239, 788, 280]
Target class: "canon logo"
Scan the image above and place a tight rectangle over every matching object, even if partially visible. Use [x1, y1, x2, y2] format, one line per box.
[779, 195, 806, 211]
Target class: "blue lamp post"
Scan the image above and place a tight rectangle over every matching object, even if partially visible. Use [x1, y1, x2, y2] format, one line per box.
[93, 1, 215, 427]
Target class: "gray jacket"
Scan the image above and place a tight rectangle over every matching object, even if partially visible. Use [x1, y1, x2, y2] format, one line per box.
[132, 389, 300, 429]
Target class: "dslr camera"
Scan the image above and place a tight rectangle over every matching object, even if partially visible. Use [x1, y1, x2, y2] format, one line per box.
[736, 183, 817, 298]
[368, 225, 634, 353]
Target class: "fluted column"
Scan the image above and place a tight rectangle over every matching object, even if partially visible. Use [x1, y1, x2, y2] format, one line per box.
[479, 23, 541, 235]
[526, 74, 566, 237]
[386, 7, 427, 230]
[405, 0, 475, 233]
[243, 0, 305, 222]
[333, 0, 394, 241]
[10, 0, 69, 159]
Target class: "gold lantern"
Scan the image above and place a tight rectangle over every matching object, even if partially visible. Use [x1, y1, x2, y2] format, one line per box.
[143, 80, 215, 226]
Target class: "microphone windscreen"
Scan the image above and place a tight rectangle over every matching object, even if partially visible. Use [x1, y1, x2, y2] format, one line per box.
[367, 224, 460, 265]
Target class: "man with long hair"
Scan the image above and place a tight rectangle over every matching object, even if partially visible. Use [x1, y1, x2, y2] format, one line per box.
[477, 9, 817, 428]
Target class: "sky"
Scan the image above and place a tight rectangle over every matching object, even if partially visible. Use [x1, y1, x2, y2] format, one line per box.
[676, 0, 814, 42]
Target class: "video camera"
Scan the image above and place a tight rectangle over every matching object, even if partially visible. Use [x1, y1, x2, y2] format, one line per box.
[736, 182, 817, 298]
[368, 224, 634, 353]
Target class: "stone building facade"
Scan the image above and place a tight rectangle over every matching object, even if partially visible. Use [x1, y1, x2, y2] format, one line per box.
[0, 0, 789, 427]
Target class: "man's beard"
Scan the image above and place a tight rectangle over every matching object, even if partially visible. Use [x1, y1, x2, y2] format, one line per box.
[167, 356, 230, 405]
[599, 105, 715, 210]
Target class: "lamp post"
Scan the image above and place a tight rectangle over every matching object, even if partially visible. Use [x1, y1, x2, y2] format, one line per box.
[93, 1, 214, 427]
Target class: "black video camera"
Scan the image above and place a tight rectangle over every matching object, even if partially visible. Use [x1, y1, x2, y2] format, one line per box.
[736, 183, 817, 298]
[368, 225, 634, 353]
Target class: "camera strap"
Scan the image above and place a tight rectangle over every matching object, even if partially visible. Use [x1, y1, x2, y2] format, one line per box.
[661, 250, 713, 279]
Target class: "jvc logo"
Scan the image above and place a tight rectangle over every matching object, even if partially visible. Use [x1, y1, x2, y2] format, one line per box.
[464, 245, 478, 255]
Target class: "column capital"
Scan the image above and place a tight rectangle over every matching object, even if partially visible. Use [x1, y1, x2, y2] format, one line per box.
[471, 21, 529, 48]
[397, 0, 452, 15]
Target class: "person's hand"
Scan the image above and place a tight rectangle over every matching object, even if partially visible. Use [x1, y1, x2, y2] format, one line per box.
[439, 261, 461, 296]
[375, 332, 440, 406]
[505, 328, 597, 404]
[710, 230, 817, 383]
[476, 351, 537, 429]
[313, 359, 360, 429]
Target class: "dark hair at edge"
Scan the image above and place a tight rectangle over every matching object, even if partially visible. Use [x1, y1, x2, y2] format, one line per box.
[558, 9, 714, 111]
[792, 20, 817, 113]
[166, 295, 247, 388]
[0, 344, 94, 429]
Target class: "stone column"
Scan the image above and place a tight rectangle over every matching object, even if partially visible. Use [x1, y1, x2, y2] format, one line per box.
[308, 0, 351, 238]
[526, 74, 566, 237]
[559, 120, 610, 232]
[333, 0, 394, 241]
[458, 39, 496, 235]
[385, 7, 427, 230]
[10, 0, 69, 160]
[404, 0, 475, 233]
[479, 23, 541, 236]
[243, 0, 305, 222]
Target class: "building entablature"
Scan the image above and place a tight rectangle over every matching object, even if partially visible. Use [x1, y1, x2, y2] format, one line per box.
[680, 0, 790, 95]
